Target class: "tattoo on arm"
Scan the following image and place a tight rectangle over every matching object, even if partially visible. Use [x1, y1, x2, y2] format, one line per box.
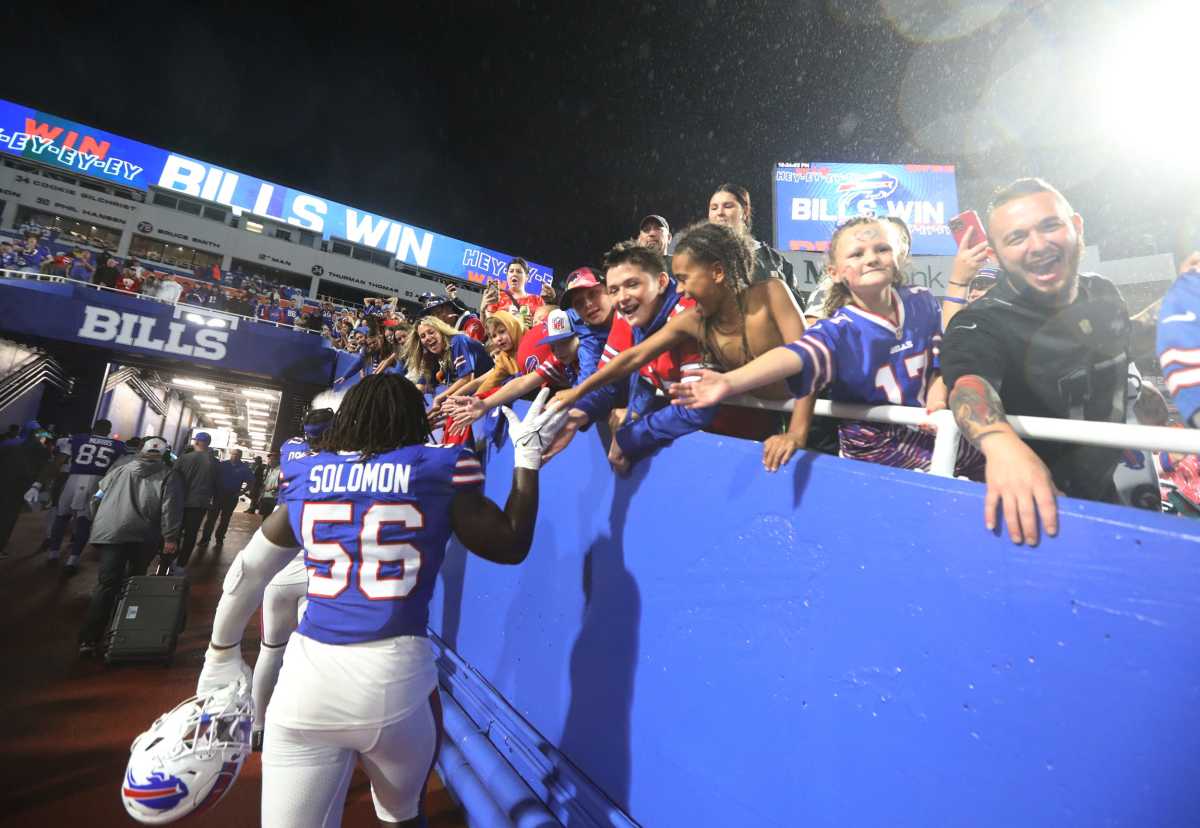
[949, 375, 1009, 448]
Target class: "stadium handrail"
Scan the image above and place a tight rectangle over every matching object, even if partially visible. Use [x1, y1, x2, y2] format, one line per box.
[0, 267, 327, 337]
[726, 393, 1200, 477]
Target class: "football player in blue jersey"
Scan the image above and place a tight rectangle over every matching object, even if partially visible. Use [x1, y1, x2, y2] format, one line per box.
[250, 401, 337, 752]
[195, 375, 565, 827]
[46, 418, 125, 574]
[669, 217, 983, 476]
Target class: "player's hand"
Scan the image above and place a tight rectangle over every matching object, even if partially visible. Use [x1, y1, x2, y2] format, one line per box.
[762, 434, 803, 472]
[607, 437, 630, 475]
[197, 645, 253, 697]
[949, 226, 992, 290]
[501, 388, 570, 470]
[1179, 251, 1200, 276]
[669, 369, 731, 408]
[980, 432, 1059, 546]
[541, 408, 589, 463]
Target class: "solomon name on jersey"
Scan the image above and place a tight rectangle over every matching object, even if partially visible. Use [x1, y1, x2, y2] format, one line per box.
[67, 433, 125, 475]
[279, 444, 484, 645]
[783, 286, 941, 406]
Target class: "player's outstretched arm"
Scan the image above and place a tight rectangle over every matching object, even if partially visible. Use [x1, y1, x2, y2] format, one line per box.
[198, 506, 301, 694]
[450, 389, 567, 564]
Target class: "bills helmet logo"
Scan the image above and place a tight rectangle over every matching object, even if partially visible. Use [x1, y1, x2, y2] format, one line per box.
[122, 770, 189, 811]
[836, 172, 899, 214]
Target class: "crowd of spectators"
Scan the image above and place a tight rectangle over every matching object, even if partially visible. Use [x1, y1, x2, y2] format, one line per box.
[351, 179, 1195, 547]
[0, 226, 413, 338]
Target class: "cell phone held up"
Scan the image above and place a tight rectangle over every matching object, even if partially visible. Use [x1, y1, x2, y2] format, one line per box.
[949, 210, 988, 250]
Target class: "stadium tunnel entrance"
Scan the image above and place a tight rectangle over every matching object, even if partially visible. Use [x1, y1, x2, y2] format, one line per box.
[0, 273, 334, 450]
[1, 333, 321, 456]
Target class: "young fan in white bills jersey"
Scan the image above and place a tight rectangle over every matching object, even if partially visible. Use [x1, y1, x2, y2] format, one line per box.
[250, 401, 338, 751]
[196, 375, 567, 827]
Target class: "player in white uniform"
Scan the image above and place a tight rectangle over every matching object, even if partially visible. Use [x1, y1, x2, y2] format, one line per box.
[46, 419, 125, 574]
[250, 402, 338, 751]
[196, 375, 566, 826]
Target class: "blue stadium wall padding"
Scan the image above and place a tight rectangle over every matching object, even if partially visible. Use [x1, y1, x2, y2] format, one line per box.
[0, 277, 335, 386]
[429, 412, 1200, 827]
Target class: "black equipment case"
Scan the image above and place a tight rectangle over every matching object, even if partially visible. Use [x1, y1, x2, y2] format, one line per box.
[104, 575, 189, 665]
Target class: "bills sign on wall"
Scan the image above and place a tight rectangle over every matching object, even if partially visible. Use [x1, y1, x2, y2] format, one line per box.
[0, 278, 336, 386]
[0, 98, 551, 284]
[773, 162, 960, 256]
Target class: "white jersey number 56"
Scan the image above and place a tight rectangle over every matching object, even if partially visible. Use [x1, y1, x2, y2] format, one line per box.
[301, 502, 423, 600]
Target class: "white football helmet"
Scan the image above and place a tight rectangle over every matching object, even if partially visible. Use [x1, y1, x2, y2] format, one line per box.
[122, 679, 253, 824]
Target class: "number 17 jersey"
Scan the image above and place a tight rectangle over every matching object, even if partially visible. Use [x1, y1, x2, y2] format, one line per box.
[279, 443, 484, 645]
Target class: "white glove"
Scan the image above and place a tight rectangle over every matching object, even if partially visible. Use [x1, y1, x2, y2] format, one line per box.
[501, 387, 570, 470]
[23, 483, 41, 508]
[197, 644, 253, 697]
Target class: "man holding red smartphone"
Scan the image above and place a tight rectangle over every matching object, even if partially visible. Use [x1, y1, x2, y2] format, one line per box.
[942, 209, 997, 324]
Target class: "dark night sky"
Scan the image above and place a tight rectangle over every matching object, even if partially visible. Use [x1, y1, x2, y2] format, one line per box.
[1, 1, 1192, 278]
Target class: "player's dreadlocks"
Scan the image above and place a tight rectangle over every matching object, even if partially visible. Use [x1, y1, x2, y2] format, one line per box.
[322, 374, 431, 460]
[672, 220, 754, 369]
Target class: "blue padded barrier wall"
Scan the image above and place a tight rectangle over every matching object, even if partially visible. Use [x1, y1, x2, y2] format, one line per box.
[430, 415, 1200, 827]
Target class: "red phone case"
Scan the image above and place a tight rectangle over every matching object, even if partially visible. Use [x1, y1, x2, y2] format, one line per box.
[949, 210, 986, 247]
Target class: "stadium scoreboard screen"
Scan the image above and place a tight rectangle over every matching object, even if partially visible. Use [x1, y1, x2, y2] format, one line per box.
[773, 161, 960, 256]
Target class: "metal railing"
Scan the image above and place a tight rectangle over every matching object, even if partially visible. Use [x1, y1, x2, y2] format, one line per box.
[0, 350, 73, 414]
[0, 267, 327, 337]
[727, 394, 1200, 478]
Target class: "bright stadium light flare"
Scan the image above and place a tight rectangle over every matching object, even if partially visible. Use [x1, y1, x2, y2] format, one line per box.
[1093, 1, 1200, 166]
[243, 389, 277, 400]
[173, 377, 215, 389]
[192, 395, 222, 403]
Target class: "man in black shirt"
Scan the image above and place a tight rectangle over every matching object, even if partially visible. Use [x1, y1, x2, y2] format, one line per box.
[942, 178, 1164, 546]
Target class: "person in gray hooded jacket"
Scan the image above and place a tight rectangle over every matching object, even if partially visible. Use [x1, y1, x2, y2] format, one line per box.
[78, 436, 184, 655]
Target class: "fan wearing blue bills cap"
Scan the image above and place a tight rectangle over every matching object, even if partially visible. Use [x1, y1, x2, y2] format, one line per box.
[417, 289, 486, 342]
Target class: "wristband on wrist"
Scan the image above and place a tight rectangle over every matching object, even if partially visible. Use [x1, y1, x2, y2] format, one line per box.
[942, 296, 967, 305]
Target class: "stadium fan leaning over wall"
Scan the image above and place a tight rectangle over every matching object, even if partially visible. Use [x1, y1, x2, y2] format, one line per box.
[419, 288, 486, 342]
[541, 242, 718, 474]
[443, 266, 617, 436]
[411, 316, 495, 419]
[670, 217, 984, 479]
[941, 177, 1172, 546]
[552, 223, 809, 472]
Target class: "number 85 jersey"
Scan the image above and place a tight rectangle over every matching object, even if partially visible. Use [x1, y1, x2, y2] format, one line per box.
[279, 443, 484, 645]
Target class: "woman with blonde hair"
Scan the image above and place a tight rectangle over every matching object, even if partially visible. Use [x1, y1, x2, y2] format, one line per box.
[408, 316, 494, 431]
